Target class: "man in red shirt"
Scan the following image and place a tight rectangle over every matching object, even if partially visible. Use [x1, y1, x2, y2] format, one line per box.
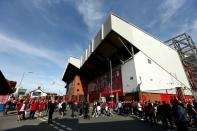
[29, 99, 38, 119]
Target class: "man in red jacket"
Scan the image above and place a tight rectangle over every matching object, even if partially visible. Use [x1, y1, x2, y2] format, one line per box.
[16, 100, 27, 121]
[29, 99, 38, 119]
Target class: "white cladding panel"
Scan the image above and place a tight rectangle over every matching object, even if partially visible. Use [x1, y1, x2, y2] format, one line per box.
[68, 57, 80, 68]
[80, 56, 83, 67]
[91, 39, 94, 52]
[88, 43, 92, 57]
[85, 49, 88, 60]
[103, 15, 112, 38]
[93, 29, 102, 51]
[134, 52, 184, 91]
[81, 53, 86, 66]
[121, 58, 138, 93]
[111, 14, 191, 89]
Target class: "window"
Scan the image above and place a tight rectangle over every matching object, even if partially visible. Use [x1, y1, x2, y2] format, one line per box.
[32, 92, 41, 96]
[148, 59, 151, 64]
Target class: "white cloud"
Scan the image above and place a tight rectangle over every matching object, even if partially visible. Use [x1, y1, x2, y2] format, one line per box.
[191, 19, 197, 30]
[190, 19, 197, 43]
[0, 32, 67, 94]
[160, 0, 186, 23]
[0, 33, 66, 67]
[22, 0, 60, 26]
[30, 0, 49, 12]
[31, 0, 62, 9]
[75, 0, 105, 33]
[42, 15, 57, 26]
[146, 19, 158, 28]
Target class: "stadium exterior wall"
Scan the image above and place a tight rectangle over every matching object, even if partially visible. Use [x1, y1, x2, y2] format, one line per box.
[63, 14, 193, 103]
[110, 14, 191, 89]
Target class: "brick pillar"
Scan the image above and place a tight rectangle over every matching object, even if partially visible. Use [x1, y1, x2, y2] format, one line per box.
[116, 92, 119, 103]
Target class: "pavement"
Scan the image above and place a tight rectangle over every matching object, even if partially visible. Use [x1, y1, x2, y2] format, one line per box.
[0, 110, 196, 131]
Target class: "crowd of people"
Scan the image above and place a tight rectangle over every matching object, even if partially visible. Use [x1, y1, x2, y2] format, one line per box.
[91, 101, 115, 117]
[3, 96, 93, 123]
[2, 96, 197, 131]
[114, 97, 197, 131]
[66, 97, 197, 131]
[3, 97, 65, 124]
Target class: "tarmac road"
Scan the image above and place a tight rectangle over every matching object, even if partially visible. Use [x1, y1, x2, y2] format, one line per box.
[0, 110, 196, 131]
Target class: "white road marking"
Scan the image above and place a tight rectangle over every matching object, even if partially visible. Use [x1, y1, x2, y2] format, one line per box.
[53, 126, 59, 129]
[43, 117, 48, 120]
[53, 121, 57, 124]
[60, 125, 67, 128]
[38, 117, 73, 131]
[66, 127, 72, 131]
[40, 118, 47, 122]
[56, 122, 61, 125]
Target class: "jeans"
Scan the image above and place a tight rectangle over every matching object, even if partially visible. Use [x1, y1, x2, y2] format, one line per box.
[3, 108, 8, 115]
[48, 111, 54, 123]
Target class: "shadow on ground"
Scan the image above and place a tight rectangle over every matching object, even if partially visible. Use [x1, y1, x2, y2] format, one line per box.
[0, 112, 17, 118]
[4, 116, 167, 131]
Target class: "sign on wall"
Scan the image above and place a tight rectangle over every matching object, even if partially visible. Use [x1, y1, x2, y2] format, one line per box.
[88, 66, 123, 97]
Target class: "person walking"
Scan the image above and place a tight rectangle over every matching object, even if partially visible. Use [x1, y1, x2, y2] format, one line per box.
[16, 100, 27, 121]
[118, 101, 122, 115]
[84, 101, 89, 119]
[147, 102, 156, 125]
[92, 101, 97, 117]
[137, 101, 143, 120]
[48, 99, 56, 124]
[3, 100, 11, 116]
[161, 101, 173, 129]
[176, 102, 189, 131]
[39, 99, 46, 118]
[109, 101, 114, 116]
[29, 100, 38, 119]
[61, 100, 67, 118]
[71, 100, 77, 118]
[58, 100, 63, 118]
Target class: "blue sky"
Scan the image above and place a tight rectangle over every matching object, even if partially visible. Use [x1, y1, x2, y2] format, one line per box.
[0, 0, 197, 95]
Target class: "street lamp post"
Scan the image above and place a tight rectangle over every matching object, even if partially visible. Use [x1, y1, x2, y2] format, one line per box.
[16, 72, 33, 98]
[18, 72, 25, 88]
[18, 72, 33, 88]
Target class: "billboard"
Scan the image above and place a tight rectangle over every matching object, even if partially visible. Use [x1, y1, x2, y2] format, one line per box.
[0, 95, 10, 104]
[88, 66, 123, 98]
